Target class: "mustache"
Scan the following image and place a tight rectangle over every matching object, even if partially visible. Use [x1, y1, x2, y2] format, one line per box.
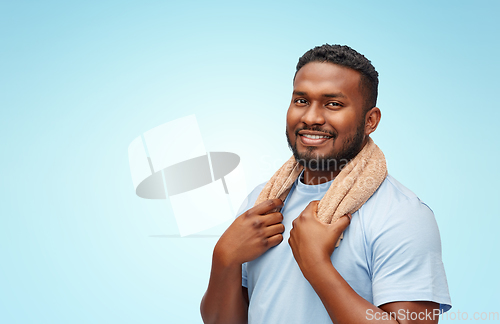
[295, 127, 337, 138]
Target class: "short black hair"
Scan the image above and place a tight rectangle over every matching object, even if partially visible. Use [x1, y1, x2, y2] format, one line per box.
[295, 44, 379, 112]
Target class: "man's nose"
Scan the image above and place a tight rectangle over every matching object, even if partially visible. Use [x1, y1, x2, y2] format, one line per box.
[300, 103, 325, 126]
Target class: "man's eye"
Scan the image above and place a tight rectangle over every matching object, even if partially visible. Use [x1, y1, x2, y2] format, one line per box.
[326, 102, 342, 108]
[294, 99, 308, 105]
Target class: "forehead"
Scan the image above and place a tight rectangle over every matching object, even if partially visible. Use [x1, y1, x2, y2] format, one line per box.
[293, 62, 363, 100]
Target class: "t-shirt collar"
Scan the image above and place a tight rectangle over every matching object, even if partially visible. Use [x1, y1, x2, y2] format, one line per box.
[296, 169, 335, 194]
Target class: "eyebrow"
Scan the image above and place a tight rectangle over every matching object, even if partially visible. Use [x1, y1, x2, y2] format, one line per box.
[293, 91, 346, 98]
[324, 93, 346, 98]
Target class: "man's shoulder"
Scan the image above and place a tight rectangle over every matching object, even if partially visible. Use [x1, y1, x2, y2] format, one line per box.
[359, 173, 437, 235]
[240, 175, 434, 221]
[366, 173, 431, 210]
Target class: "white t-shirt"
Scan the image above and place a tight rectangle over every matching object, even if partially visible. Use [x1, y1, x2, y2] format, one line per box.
[240, 172, 452, 324]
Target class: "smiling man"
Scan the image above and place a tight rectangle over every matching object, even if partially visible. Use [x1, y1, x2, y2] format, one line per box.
[200, 44, 451, 324]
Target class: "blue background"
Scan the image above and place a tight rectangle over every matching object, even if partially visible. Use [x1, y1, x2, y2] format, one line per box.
[1, 0, 499, 323]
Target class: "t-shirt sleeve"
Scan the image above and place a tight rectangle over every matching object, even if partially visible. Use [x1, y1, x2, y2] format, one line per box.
[369, 198, 452, 313]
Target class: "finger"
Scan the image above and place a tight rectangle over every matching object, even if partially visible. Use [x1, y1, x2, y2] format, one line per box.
[333, 214, 351, 232]
[264, 223, 285, 237]
[266, 233, 284, 248]
[252, 199, 283, 215]
[261, 212, 283, 226]
[313, 200, 319, 217]
[302, 200, 320, 218]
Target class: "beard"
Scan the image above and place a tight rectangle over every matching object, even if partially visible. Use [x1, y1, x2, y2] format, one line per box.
[286, 120, 366, 172]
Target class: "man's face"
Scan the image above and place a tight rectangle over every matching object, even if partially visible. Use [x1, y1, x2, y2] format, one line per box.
[286, 62, 367, 171]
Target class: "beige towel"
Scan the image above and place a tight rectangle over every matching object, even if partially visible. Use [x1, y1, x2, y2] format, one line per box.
[254, 137, 387, 247]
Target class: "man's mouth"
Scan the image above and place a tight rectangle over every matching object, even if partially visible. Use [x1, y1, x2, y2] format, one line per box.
[298, 132, 333, 146]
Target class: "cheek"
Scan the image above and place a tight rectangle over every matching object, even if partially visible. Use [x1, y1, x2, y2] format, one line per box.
[287, 105, 305, 123]
[286, 107, 298, 132]
[327, 111, 359, 133]
[286, 106, 293, 121]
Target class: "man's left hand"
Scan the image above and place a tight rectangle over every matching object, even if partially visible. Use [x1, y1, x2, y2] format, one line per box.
[288, 200, 351, 278]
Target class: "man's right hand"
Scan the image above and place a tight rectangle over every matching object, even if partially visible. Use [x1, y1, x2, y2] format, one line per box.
[214, 198, 285, 267]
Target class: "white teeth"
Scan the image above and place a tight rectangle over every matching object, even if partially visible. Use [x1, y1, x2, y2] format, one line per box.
[302, 134, 330, 139]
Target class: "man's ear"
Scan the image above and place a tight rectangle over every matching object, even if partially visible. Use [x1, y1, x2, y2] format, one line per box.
[364, 107, 381, 136]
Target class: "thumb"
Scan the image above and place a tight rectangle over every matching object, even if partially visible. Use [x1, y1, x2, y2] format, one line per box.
[313, 200, 320, 217]
[333, 213, 351, 232]
[303, 200, 320, 218]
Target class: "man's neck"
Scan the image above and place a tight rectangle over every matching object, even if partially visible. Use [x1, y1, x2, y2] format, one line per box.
[301, 169, 340, 185]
